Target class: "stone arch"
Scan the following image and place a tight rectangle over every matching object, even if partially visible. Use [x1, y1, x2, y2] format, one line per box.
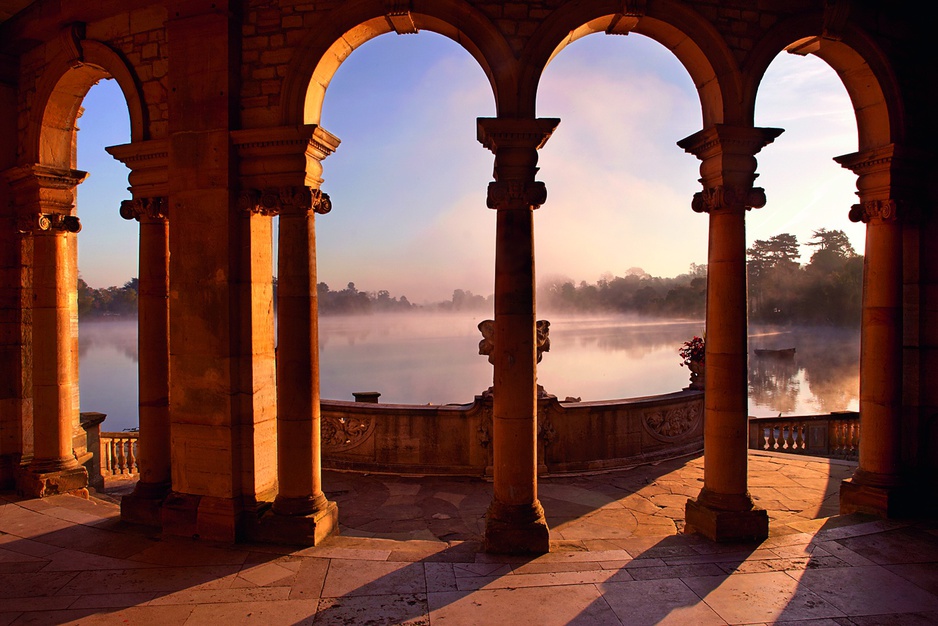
[745, 15, 901, 152]
[519, 0, 741, 123]
[280, 0, 513, 126]
[28, 38, 146, 169]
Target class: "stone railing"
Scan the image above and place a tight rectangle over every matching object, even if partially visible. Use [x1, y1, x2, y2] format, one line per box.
[748, 411, 860, 461]
[100, 430, 140, 477]
[320, 390, 705, 476]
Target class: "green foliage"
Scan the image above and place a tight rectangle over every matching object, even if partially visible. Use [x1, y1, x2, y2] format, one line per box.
[77, 275, 138, 318]
[747, 229, 861, 325]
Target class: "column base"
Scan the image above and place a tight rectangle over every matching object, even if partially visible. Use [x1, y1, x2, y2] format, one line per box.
[685, 497, 768, 543]
[15, 464, 89, 499]
[161, 492, 239, 542]
[120, 481, 171, 527]
[483, 499, 550, 555]
[247, 500, 339, 546]
[840, 477, 917, 518]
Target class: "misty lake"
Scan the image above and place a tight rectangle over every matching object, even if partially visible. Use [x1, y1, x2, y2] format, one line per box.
[78, 315, 861, 433]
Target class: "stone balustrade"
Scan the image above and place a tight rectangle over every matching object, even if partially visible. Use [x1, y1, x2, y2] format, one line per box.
[321, 390, 705, 476]
[748, 411, 860, 460]
[100, 431, 140, 477]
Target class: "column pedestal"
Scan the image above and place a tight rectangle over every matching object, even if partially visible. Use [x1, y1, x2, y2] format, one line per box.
[249, 501, 339, 546]
[484, 500, 549, 554]
[16, 463, 88, 498]
[685, 489, 767, 543]
[121, 480, 171, 526]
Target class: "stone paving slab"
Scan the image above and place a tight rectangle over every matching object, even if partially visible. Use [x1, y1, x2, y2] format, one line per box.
[0, 452, 936, 624]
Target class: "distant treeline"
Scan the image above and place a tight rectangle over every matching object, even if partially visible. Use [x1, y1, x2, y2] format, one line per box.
[78, 277, 138, 318]
[309, 282, 492, 315]
[539, 228, 861, 325]
[79, 228, 861, 325]
[539, 265, 707, 318]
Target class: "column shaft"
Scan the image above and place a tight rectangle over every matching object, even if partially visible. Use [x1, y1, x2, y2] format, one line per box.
[274, 208, 328, 515]
[856, 217, 903, 480]
[701, 207, 750, 503]
[491, 207, 538, 508]
[127, 213, 171, 508]
[30, 229, 79, 470]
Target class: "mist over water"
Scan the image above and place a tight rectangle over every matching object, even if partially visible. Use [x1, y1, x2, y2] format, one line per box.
[78, 314, 859, 433]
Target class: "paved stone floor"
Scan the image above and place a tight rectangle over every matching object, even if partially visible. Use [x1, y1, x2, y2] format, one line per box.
[3, 451, 938, 625]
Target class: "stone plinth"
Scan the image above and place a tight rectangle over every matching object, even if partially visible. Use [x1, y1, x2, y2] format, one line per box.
[16, 464, 89, 499]
[685, 498, 768, 543]
[247, 501, 339, 546]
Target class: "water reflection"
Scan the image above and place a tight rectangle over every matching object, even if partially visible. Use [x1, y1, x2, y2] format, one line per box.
[78, 319, 139, 433]
[77, 315, 860, 431]
[748, 326, 860, 416]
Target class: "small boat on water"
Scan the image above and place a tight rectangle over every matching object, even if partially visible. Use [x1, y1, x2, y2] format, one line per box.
[754, 348, 796, 358]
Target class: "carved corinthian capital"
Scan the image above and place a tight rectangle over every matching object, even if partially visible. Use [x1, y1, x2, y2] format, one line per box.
[691, 185, 767, 213]
[848, 199, 899, 223]
[119, 196, 168, 221]
[240, 186, 332, 216]
[486, 181, 548, 210]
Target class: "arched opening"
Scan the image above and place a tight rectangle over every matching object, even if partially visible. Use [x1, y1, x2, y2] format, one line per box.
[750, 48, 862, 418]
[534, 31, 707, 401]
[16, 53, 138, 491]
[300, 30, 496, 404]
[74, 78, 137, 435]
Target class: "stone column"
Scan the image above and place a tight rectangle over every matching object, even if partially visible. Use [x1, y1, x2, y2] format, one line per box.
[478, 117, 558, 554]
[835, 146, 911, 516]
[7, 165, 89, 497]
[231, 125, 341, 545]
[107, 140, 171, 525]
[679, 125, 782, 542]
[122, 198, 172, 521]
[268, 185, 337, 542]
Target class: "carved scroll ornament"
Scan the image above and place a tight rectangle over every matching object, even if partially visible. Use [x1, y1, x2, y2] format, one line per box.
[119, 196, 168, 222]
[848, 199, 899, 224]
[18, 213, 82, 234]
[321, 414, 375, 452]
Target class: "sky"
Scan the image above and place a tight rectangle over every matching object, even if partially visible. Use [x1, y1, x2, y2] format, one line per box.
[76, 29, 862, 304]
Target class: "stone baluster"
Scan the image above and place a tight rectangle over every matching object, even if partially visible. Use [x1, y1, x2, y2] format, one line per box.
[477, 117, 558, 554]
[679, 125, 782, 542]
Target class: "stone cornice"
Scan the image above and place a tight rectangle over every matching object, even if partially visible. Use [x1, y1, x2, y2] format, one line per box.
[477, 118, 560, 154]
[106, 139, 169, 199]
[677, 125, 783, 161]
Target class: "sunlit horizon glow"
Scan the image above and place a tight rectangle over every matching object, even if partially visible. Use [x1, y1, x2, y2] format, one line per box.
[77, 30, 862, 305]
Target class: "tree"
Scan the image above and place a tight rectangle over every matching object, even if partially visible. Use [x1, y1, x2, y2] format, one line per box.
[806, 228, 857, 275]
